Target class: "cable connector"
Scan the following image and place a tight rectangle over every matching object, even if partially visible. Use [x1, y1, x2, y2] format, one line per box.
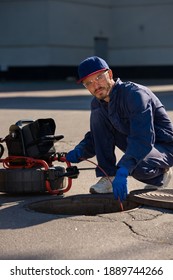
[65, 166, 79, 179]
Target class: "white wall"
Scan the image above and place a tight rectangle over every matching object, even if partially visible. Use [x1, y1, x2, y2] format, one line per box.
[0, 0, 173, 69]
[0, 0, 50, 68]
[48, 0, 111, 65]
[110, 0, 173, 66]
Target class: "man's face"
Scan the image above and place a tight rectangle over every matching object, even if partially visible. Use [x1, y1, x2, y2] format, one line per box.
[82, 70, 114, 102]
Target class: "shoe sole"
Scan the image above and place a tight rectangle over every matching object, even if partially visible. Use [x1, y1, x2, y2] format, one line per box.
[144, 185, 159, 190]
[89, 187, 113, 194]
[89, 187, 99, 194]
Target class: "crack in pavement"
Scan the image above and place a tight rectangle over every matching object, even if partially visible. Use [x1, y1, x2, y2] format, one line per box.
[122, 219, 173, 246]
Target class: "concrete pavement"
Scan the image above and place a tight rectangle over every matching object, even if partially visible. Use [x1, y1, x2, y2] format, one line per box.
[0, 80, 173, 260]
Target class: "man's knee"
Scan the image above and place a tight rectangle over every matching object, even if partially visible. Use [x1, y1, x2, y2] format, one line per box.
[131, 165, 162, 181]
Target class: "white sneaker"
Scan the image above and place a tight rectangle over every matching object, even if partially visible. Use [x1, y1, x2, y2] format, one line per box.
[145, 168, 172, 190]
[89, 177, 114, 194]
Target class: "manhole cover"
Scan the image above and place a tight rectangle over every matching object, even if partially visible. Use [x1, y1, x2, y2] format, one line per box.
[129, 189, 173, 209]
[28, 194, 139, 216]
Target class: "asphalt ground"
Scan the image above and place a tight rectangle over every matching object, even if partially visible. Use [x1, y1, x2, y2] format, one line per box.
[0, 79, 173, 261]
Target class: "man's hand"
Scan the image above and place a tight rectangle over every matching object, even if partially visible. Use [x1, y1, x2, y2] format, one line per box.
[112, 167, 129, 201]
[66, 148, 83, 163]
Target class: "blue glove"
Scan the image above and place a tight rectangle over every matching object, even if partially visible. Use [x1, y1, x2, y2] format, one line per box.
[112, 167, 129, 202]
[66, 148, 83, 163]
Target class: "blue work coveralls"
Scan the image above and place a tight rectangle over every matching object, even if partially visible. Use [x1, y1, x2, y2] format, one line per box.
[76, 79, 173, 186]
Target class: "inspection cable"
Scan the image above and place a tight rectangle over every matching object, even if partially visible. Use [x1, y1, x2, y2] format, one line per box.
[80, 157, 124, 211]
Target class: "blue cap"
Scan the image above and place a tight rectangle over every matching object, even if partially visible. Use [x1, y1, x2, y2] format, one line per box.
[77, 56, 109, 83]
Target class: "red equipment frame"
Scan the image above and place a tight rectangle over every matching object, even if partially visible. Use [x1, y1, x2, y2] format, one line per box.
[0, 155, 72, 195]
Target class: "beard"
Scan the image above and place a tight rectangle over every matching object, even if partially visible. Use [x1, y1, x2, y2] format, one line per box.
[94, 83, 112, 101]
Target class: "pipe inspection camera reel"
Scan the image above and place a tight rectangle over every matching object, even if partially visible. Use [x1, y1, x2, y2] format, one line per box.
[0, 118, 80, 195]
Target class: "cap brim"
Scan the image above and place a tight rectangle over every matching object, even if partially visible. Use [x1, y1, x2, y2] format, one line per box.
[77, 68, 108, 84]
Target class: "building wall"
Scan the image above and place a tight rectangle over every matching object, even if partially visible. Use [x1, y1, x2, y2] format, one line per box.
[0, 0, 173, 78]
[110, 0, 173, 66]
[0, 0, 112, 69]
[48, 0, 111, 65]
[0, 0, 49, 69]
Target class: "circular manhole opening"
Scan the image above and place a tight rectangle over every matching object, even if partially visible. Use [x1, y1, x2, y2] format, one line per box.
[28, 194, 140, 216]
[129, 189, 173, 210]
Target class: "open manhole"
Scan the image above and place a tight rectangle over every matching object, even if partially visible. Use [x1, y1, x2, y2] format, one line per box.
[129, 189, 173, 210]
[28, 194, 140, 216]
